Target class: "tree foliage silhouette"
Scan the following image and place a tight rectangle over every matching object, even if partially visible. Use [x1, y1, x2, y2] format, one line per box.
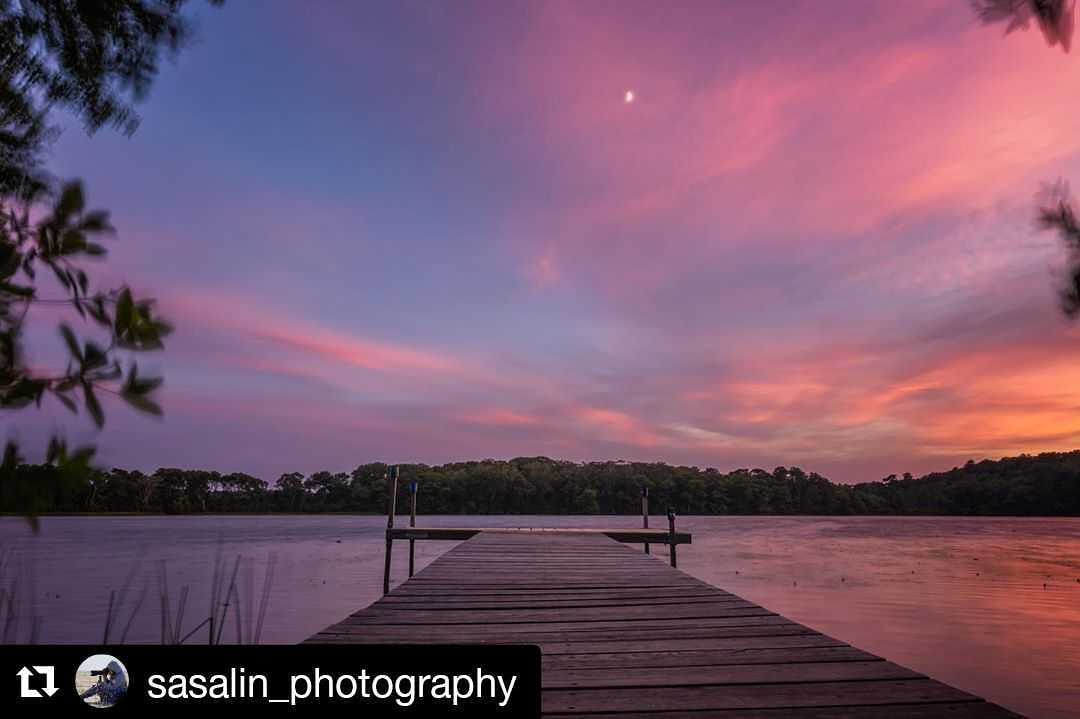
[1036, 181, 1080, 317]
[973, 0, 1075, 51]
[972, 1, 1080, 319]
[5, 453, 1080, 516]
[1, 1, 219, 517]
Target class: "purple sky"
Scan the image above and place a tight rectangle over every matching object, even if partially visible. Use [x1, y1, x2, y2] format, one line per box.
[12, 0, 1080, 482]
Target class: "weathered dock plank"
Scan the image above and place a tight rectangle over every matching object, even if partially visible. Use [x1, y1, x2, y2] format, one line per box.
[308, 531, 1020, 717]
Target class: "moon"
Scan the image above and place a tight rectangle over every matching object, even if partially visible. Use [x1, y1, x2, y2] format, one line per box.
[624, 90, 634, 104]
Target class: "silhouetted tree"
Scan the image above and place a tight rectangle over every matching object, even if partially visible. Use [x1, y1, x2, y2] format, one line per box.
[1, 0, 223, 195]
[972, 2, 1080, 319]
[275, 472, 305, 512]
[1, 2, 220, 517]
[1036, 181, 1080, 317]
[6, 453, 1079, 516]
[972, 0, 1075, 52]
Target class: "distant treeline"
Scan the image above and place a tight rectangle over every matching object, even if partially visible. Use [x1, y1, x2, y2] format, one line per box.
[3, 451, 1080, 516]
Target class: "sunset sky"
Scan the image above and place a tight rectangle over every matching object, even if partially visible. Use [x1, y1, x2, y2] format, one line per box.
[14, 0, 1080, 483]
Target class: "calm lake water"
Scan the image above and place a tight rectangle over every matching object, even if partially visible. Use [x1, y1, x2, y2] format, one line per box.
[2, 515, 1078, 717]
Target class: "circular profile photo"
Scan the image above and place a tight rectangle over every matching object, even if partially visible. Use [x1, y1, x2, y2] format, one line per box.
[75, 654, 129, 708]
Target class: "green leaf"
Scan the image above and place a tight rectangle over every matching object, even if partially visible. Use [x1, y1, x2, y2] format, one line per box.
[1, 378, 46, 408]
[115, 287, 133, 335]
[83, 381, 104, 428]
[59, 324, 82, 361]
[121, 391, 163, 416]
[38, 226, 54, 256]
[60, 229, 86, 254]
[50, 263, 71, 288]
[134, 375, 164, 394]
[0, 281, 34, 297]
[0, 248, 20, 280]
[86, 295, 110, 325]
[80, 211, 112, 233]
[52, 390, 78, 414]
[54, 182, 85, 221]
[83, 341, 107, 370]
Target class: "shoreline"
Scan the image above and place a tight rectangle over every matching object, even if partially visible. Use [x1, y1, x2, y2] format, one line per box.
[4, 512, 1080, 519]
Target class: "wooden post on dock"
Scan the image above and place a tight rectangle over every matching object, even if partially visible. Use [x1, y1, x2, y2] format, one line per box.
[408, 480, 418, 578]
[667, 506, 677, 568]
[382, 466, 399, 595]
[641, 486, 650, 554]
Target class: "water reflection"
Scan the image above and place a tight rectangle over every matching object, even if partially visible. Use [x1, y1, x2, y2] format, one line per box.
[1, 515, 1078, 717]
[679, 516, 1080, 719]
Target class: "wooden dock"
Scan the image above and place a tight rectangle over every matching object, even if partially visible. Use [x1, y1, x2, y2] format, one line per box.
[308, 530, 1019, 717]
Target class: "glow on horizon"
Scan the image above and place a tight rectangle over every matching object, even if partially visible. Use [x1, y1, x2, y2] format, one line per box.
[20, 0, 1080, 483]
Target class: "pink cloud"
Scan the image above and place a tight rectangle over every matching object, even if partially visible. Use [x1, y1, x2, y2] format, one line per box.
[480, 2, 1080, 303]
[455, 408, 542, 428]
[571, 406, 666, 448]
[157, 286, 579, 408]
[43, 2, 1080, 484]
[166, 288, 466, 375]
[255, 324, 460, 375]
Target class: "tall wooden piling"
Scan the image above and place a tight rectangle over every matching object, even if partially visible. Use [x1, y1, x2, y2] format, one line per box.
[667, 507, 677, 569]
[408, 480, 418, 578]
[382, 466, 399, 595]
[641, 486, 650, 555]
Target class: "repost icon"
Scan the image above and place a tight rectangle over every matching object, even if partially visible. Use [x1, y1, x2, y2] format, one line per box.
[16, 665, 58, 698]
